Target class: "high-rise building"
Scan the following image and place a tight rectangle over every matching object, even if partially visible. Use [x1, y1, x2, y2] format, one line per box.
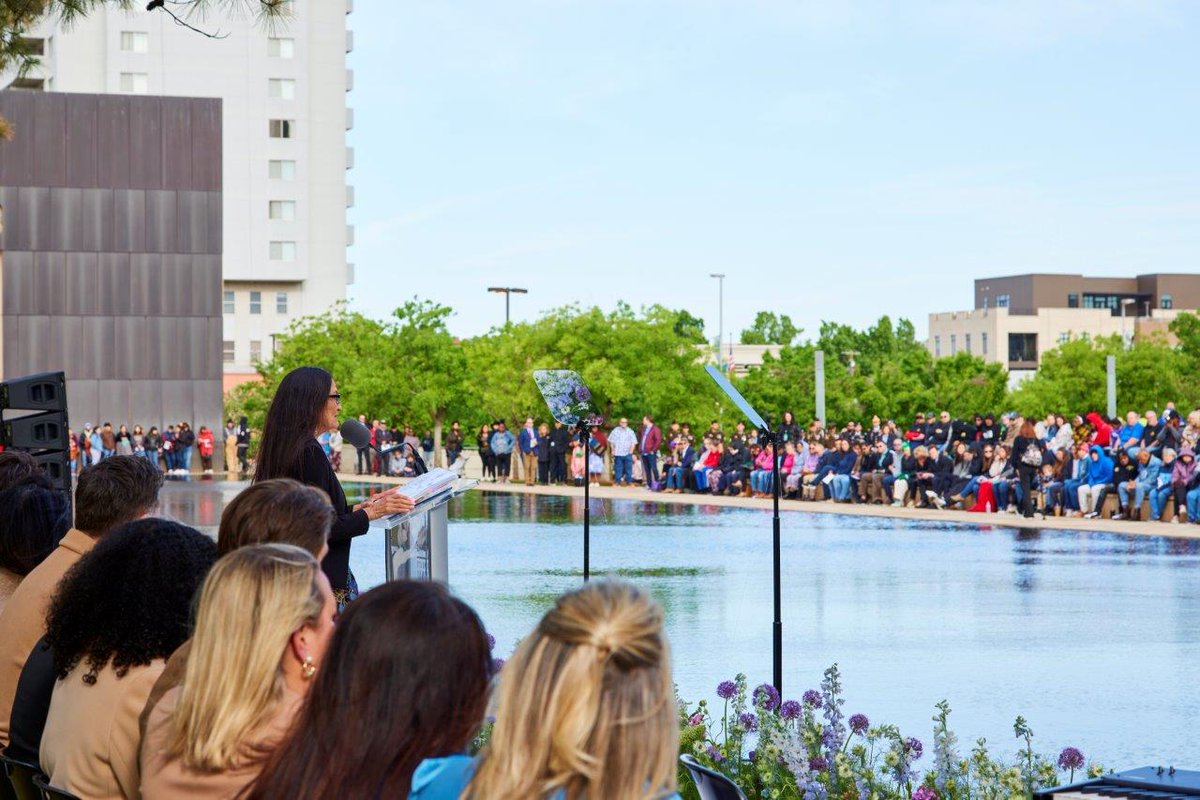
[7, 1, 355, 390]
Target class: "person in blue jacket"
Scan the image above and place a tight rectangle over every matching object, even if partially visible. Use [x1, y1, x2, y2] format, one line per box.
[1080, 445, 1114, 518]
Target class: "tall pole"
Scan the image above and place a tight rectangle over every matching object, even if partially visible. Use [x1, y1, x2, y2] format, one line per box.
[710, 273, 726, 368]
[814, 349, 826, 426]
[488, 286, 528, 328]
[1107, 355, 1117, 419]
[770, 432, 782, 693]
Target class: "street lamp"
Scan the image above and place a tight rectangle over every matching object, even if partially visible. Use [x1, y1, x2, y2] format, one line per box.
[710, 273, 725, 368]
[487, 286, 528, 327]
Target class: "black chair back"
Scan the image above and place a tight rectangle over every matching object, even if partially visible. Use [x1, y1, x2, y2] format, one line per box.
[0, 751, 41, 800]
[680, 754, 749, 800]
[32, 772, 79, 800]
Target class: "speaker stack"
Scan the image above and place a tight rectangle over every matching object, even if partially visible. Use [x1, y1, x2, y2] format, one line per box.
[0, 371, 71, 492]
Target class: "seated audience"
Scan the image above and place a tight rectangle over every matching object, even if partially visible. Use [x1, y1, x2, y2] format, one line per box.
[0, 455, 163, 748]
[140, 544, 335, 799]
[0, 474, 71, 613]
[244, 580, 491, 799]
[464, 579, 679, 800]
[28, 519, 216, 799]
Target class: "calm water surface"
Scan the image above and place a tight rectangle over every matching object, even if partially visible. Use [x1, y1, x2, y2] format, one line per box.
[161, 481, 1200, 768]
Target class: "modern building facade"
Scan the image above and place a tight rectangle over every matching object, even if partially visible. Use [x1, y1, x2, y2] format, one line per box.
[7, 1, 355, 390]
[0, 90, 224, 434]
[929, 273, 1199, 376]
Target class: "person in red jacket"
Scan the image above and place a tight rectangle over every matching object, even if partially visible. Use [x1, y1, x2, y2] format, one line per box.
[197, 426, 216, 474]
[638, 415, 663, 489]
[1086, 411, 1113, 449]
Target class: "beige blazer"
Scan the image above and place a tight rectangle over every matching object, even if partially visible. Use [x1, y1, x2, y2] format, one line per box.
[0, 528, 95, 747]
[140, 687, 303, 799]
[41, 660, 165, 800]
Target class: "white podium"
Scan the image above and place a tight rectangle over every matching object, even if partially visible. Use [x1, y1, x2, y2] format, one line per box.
[370, 479, 476, 583]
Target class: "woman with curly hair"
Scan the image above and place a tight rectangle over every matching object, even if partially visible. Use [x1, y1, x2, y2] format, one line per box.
[18, 519, 216, 799]
[461, 579, 680, 800]
[243, 580, 491, 800]
[140, 544, 335, 799]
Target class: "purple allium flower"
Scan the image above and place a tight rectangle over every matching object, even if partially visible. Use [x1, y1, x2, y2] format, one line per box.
[689, 713, 704, 726]
[706, 744, 725, 763]
[849, 713, 870, 734]
[753, 682, 781, 712]
[574, 385, 591, 402]
[491, 657, 506, 673]
[717, 680, 737, 699]
[1057, 747, 1085, 771]
[907, 737, 925, 760]
[803, 689, 823, 708]
[809, 755, 829, 771]
[780, 700, 802, 720]
[749, 750, 757, 762]
[913, 787, 938, 800]
[738, 712, 759, 732]
[486, 633, 496, 651]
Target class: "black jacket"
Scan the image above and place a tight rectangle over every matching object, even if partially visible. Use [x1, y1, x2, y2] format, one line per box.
[299, 438, 369, 591]
[549, 425, 571, 454]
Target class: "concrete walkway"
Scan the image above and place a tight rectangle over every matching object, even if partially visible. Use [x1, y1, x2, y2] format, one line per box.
[337, 468, 1200, 541]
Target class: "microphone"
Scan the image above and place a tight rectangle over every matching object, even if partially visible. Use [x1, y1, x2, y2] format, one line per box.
[339, 419, 427, 475]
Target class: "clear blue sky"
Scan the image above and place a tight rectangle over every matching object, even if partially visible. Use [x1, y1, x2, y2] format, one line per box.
[347, 1, 1199, 342]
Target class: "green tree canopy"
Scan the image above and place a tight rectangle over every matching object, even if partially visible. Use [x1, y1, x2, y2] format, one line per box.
[741, 311, 800, 346]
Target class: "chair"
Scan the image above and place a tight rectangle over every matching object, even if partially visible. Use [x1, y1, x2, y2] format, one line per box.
[32, 772, 79, 800]
[0, 751, 41, 800]
[680, 754, 749, 800]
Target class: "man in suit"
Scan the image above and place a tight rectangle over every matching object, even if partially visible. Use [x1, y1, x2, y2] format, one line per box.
[518, 417, 539, 486]
[639, 416, 663, 488]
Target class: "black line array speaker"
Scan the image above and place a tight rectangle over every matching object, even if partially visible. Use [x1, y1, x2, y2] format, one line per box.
[1, 371, 72, 493]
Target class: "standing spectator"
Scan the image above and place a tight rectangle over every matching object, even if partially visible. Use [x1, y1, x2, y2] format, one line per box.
[177, 422, 197, 474]
[351, 416, 369, 475]
[403, 427, 421, 464]
[100, 422, 117, 460]
[489, 420, 514, 483]
[90, 424, 105, 462]
[144, 426, 163, 469]
[588, 431, 606, 486]
[476, 423, 495, 482]
[444, 421, 464, 467]
[548, 420, 570, 484]
[197, 425, 216, 474]
[115, 425, 133, 457]
[1013, 420, 1045, 518]
[535, 422, 552, 485]
[373, 421, 390, 476]
[420, 429, 434, 468]
[638, 415, 663, 489]
[571, 435, 587, 486]
[79, 424, 94, 468]
[131, 425, 146, 461]
[608, 418, 638, 487]
[236, 416, 252, 476]
[329, 427, 343, 472]
[68, 428, 80, 475]
[224, 419, 239, 474]
[778, 411, 801, 445]
[517, 417, 539, 486]
[162, 425, 177, 473]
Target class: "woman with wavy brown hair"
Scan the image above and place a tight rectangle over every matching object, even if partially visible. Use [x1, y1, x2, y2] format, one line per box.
[464, 579, 680, 800]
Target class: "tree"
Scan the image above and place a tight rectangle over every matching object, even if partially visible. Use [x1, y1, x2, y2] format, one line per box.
[741, 311, 800, 346]
[0, 0, 288, 138]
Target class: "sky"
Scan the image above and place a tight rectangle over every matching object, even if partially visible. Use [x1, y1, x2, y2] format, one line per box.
[346, 0, 1200, 342]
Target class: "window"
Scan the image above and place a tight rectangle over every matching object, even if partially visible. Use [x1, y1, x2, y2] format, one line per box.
[1162, 294, 1174, 310]
[1058, 332, 1070, 345]
[119, 72, 148, 93]
[250, 340, 262, 361]
[269, 241, 296, 261]
[995, 294, 1010, 309]
[934, 336, 941, 357]
[964, 333, 972, 354]
[223, 290, 234, 314]
[950, 334, 957, 355]
[268, 78, 296, 100]
[268, 37, 295, 58]
[120, 31, 148, 53]
[276, 291, 289, 314]
[222, 340, 235, 363]
[19, 37, 46, 56]
[269, 159, 296, 180]
[249, 291, 262, 314]
[1068, 293, 1079, 308]
[982, 332, 988, 355]
[268, 200, 296, 221]
[269, 119, 295, 139]
[1008, 333, 1038, 364]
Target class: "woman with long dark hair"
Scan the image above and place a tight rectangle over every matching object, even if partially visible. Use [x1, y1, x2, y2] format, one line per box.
[243, 580, 492, 800]
[254, 366, 413, 608]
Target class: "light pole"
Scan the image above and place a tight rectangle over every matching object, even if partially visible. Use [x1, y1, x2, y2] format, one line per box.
[710, 273, 725, 368]
[487, 286, 528, 327]
[1120, 298, 1136, 349]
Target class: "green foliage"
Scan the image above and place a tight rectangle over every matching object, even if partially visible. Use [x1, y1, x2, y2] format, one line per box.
[741, 311, 800, 345]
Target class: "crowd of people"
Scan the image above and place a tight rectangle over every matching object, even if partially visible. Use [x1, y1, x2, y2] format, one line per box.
[66, 419, 254, 477]
[350, 416, 439, 478]
[0, 453, 681, 799]
[475, 406, 1200, 524]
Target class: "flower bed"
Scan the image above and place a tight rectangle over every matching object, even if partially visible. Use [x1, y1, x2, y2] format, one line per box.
[677, 664, 1104, 800]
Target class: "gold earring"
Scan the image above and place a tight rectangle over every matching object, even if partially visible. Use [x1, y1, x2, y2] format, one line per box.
[301, 656, 316, 679]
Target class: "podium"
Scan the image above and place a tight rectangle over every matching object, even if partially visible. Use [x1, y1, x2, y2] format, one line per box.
[371, 479, 477, 583]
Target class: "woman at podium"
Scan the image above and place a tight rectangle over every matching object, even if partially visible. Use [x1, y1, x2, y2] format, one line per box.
[254, 366, 414, 609]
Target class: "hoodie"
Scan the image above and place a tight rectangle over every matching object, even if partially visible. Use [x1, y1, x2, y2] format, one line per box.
[1086, 445, 1114, 485]
[1086, 412, 1113, 448]
[1172, 449, 1198, 488]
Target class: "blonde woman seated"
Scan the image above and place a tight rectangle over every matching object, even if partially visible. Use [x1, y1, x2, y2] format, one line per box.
[460, 579, 680, 800]
[140, 544, 335, 799]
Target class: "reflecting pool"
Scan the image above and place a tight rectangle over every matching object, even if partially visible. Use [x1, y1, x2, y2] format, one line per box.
[162, 481, 1200, 767]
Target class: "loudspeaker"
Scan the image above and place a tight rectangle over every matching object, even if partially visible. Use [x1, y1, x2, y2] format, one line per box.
[2, 411, 70, 451]
[0, 372, 67, 412]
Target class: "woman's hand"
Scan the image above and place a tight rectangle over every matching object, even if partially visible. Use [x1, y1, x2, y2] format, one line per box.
[362, 492, 417, 521]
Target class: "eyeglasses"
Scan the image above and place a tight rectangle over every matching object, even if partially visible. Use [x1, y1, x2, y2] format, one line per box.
[329, 394, 342, 403]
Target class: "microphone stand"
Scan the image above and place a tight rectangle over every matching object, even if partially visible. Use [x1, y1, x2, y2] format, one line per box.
[576, 419, 593, 582]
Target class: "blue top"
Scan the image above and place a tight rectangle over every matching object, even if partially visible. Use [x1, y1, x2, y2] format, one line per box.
[490, 429, 516, 455]
[408, 756, 681, 800]
[1088, 445, 1114, 485]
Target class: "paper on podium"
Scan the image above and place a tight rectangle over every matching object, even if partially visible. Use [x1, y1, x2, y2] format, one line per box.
[396, 468, 458, 505]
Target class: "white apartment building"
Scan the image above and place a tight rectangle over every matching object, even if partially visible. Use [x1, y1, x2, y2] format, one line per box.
[6, 1, 355, 391]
